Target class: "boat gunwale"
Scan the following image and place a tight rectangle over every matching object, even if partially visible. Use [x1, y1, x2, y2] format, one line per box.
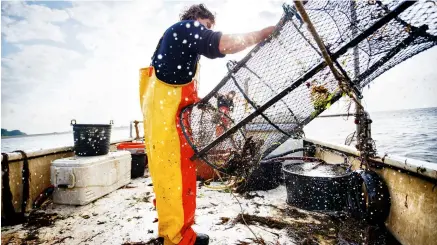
[2, 137, 435, 180]
[304, 138, 437, 180]
[0, 138, 134, 163]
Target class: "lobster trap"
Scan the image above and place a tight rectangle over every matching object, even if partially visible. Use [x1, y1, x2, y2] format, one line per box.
[180, 0, 437, 175]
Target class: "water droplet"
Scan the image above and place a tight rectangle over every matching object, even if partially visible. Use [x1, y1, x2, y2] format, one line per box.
[177, 65, 181, 69]
[194, 34, 199, 39]
[182, 39, 187, 44]
[201, 27, 204, 30]
[157, 54, 163, 59]
[189, 72, 193, 76]
[157, 70, 160, 73]
[173, 32, 177, 37]
[186, 23, 191, 28]
[194, 21, 200, 27]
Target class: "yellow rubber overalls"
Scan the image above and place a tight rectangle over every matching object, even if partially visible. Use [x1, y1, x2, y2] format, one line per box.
[139, 66, 200, 245]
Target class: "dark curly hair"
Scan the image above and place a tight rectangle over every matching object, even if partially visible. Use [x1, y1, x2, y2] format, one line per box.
[180, 4, 216, 24]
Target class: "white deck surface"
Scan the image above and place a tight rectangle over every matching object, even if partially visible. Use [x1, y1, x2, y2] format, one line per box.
[1, 175, 357, 245]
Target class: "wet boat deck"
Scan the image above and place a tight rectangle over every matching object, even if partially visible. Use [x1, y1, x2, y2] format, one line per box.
[1, 175, 395, 245]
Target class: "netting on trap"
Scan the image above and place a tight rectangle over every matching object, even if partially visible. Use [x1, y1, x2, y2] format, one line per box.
[180, 0, 437, 173]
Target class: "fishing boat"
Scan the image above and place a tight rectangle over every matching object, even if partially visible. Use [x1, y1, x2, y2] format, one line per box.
[1, 133, 436, 245]
[2, 1, 437, 245]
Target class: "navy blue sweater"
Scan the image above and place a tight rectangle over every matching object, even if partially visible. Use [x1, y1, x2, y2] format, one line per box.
[151, 20, 226, 84]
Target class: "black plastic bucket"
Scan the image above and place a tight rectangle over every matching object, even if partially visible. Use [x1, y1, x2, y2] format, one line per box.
[131, 153, 147, 178]
[71, 119, 113, 156]
[283, 159, 351, 212]
[245, 160, 283, 191]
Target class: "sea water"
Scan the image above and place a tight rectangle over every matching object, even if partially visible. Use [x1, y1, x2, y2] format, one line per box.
[2, 107, 436, 163]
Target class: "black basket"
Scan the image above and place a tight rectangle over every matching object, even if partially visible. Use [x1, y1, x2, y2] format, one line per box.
[71, 119, 113, 156]
[131, 153, 147, 178]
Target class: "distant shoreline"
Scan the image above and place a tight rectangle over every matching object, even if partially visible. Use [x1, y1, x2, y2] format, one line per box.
[319, 106, 437, 116]
[367, 106, 436, 114]
[1, 126, 130, 139]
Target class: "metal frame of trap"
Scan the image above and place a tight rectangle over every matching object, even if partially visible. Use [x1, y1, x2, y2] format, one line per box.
[180, 0, 437, 173]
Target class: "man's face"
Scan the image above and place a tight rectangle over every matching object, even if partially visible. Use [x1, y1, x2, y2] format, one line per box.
[197, 18, 214, 30]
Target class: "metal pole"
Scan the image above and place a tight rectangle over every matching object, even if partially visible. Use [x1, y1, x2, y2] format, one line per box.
[244, 77, 249, 131]
[244, 77, 249, 114]
[350, 0, 362, 140]
[293, 1, 343, 81]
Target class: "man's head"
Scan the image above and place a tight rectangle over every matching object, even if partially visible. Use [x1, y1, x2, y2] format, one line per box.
[227, 91, 236, 100]
[180, 4, 216, 29]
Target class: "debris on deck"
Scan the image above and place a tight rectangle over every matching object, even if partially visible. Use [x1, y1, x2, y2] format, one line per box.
[2, 176, 395, 245]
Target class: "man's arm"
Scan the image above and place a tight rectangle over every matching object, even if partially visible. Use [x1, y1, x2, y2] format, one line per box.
[183, 20, 277, 58]
[218, 26, 276, 54]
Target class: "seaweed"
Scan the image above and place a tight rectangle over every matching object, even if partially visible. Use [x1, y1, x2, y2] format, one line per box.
[1, 211, 65, 245]
[310, 84, 337, 119]
[231, 211, 396, 245]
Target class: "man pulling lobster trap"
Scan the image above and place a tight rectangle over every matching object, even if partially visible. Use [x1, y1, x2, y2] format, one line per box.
[139, 3, 278, 245]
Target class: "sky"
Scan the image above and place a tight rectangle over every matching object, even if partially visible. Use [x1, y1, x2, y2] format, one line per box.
[1, 0, 437, 134]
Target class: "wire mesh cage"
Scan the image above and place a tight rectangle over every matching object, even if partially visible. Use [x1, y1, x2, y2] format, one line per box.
[180, 0, 437, 175]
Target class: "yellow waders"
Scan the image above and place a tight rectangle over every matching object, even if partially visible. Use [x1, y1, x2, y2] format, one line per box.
[139, 66, 200, 245]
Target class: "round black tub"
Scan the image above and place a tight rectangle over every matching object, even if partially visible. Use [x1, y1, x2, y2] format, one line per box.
[71, 120, 112, 156]
[283, 159, 352, 212]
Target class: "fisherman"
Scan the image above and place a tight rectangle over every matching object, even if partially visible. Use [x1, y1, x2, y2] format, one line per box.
[215, 91, 236, 136]
[139, 4, 277, 245]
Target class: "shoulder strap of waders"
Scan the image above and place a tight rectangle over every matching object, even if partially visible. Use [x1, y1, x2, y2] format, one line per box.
[150, 35, 164, 66]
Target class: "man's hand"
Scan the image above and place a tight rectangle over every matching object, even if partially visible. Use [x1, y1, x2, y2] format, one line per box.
[219, 25, 278, 55]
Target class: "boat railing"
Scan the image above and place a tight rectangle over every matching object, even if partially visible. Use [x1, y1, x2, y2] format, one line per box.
[0, 138, 133, 163]
[304, 137, 437, 180]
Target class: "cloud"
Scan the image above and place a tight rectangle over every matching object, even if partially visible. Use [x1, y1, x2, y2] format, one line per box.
[1, 0, 436, 135]
[2, 1, 190, 133]
[1, 1, 69, 22]
[1, 1, 69, 42]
